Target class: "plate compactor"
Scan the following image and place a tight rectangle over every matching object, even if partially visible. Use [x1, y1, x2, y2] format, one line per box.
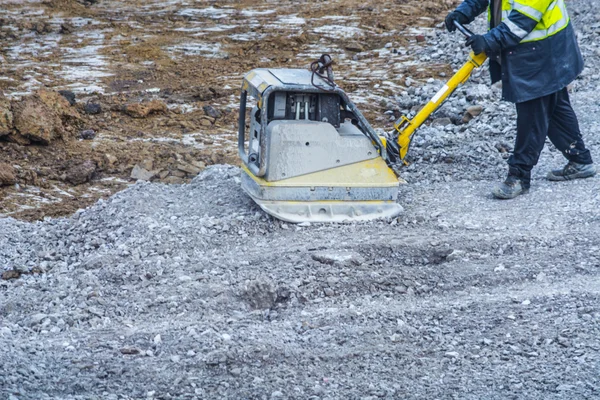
[239, 23, 487, 223]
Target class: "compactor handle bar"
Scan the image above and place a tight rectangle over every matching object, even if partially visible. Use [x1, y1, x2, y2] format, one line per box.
[387, 20, 488, 165]
[454, 21, 475, 39]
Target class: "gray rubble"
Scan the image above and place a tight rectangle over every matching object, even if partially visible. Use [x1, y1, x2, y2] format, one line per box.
[2, 1, 600, 399]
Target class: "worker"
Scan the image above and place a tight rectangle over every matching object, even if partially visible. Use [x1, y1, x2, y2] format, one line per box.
[445, 0, 596, 199]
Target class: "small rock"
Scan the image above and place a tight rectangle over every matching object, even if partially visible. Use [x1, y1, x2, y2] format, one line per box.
[176, 162, 203, 175]
[79, 129, 96, 140]
[494, 264, 506, 272]
[191, 86, 218, 101]
[65, 160, 96, 185]
[33, 21, 53, 34]
[29, 314, 49, 326]
[462, 105, 483, 123]
[131, 165, 157, 181]
[446, 249, 465, 262]
[394, 285, 407, 294]
[0, 95, 13, 136]
[230, 368, 242, 376]
[2, 269, 21, 280]
[536, 271, 547, 282]
[60, 22, 75, 34]
[120, 347, 141, 355]
[324, 287, 334, 297]
[431, 248, 453, 264]
[162, 176, 186, 184]
[170, 355, 181, 363]
[83, 103, 102, 115]
[153, 334, 162, 345]
[0, 163, 17, 186]
[202, 105, 222, 119]
[495, 142, 512, 153]
[124, 100, 167, 118]
[556, 384, 575, 392]
[432, 117, 452, 127]
[104, 153, 118, 167]
[205, 350, 227, 365]
[243, 279, 277, 310]
[140, 159, 154, 171]
[58, 90, 76, 106]
[345, 42, 365, 52]
[416, 34, 426, 43]
[87, 307, 104, 317]
[312, 251, 363, 266]
[445, 351, 459, 358]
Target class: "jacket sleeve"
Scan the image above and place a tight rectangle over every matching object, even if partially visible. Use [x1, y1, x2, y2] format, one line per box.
[483, 0, 553, 52]
[456, 0, 490, 22]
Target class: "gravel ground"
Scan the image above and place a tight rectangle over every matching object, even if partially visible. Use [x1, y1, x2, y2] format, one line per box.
[2, 1, 600, 399]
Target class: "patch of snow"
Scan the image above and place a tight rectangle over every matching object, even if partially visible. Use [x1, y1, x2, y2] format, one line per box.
[167, 42, 227, 59]
[178, 7, 235, 19]
[240, 9, 276, 17]
[312, 25, 363, 39]
[276, 15, 306, 25]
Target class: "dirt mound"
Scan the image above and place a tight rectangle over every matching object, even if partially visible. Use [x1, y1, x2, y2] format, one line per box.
[4, 90, 82, 145]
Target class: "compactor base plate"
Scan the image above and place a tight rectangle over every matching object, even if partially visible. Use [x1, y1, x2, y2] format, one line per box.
[241, 159, 404, 223]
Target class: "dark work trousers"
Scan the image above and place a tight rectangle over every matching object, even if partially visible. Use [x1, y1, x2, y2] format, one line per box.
[508, 87, 593, 181]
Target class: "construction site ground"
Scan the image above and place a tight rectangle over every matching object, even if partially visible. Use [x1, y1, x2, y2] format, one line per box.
[1, 0, 600, 399]
[0, 0, 459, 220]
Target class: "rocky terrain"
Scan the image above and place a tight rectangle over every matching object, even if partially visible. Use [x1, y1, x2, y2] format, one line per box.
[0, 0, 458, 220]
[1, 0, 600, 399]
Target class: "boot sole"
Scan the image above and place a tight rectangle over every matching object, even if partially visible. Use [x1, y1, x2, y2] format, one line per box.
[547, 169, 597, 181]
[492, 187, 529, 200]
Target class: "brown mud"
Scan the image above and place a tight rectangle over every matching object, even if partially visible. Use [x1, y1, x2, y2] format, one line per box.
[0, 0, 459, 220]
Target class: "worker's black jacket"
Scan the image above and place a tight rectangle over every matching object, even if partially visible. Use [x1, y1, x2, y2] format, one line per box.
[456, 0, 584, 103]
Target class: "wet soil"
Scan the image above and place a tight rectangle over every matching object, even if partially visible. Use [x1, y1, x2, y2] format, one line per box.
[0, 0, 459, 220]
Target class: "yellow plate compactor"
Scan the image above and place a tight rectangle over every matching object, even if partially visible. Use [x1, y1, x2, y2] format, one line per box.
[239, 23, 487, 223]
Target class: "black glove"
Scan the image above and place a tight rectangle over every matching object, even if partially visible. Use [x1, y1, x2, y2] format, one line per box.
[465, 34, 488, 55]
[445, 11, 469, 32]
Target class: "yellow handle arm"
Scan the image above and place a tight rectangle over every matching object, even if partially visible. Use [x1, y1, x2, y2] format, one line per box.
[393, 51, 488, 162]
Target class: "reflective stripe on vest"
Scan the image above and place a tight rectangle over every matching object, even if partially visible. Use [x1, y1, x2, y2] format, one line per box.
[512, 1, 544, 21]
[492, 0, 570, 42]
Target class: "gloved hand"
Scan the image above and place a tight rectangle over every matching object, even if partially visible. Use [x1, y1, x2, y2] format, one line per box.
[465, 34, 488, 55]
[445, 11, 469, 32]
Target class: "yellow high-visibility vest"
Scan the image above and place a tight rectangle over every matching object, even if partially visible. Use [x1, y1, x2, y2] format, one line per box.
[488, 0, 570, 42]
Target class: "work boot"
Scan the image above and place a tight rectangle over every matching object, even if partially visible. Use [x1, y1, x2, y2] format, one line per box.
[492, 167, 530, 200]
[547, 162, 597, 181]
[492, 175, 529, 199]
